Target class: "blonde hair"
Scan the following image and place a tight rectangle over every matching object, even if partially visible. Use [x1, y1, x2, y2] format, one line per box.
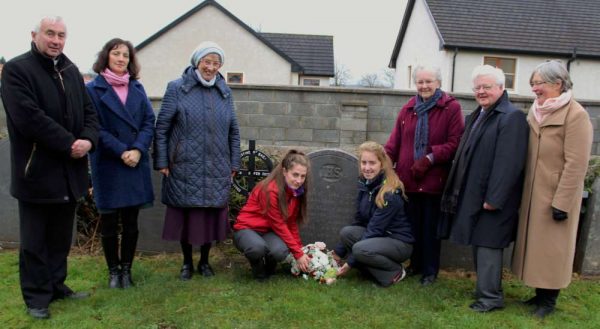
[357, 141, 406, 208]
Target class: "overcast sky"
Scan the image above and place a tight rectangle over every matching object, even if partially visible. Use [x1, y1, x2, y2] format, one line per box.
[1, 0, 408, 83]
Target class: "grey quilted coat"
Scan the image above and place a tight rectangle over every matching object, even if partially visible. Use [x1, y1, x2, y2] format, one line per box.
[153, 67, 240, 207]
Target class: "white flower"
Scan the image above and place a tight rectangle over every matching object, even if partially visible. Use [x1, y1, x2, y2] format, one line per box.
[287, 242, 339, 284]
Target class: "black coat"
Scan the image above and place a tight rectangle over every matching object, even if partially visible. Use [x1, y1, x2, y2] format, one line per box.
[0, 43, 99, 203]
[442, 92, 528, 248]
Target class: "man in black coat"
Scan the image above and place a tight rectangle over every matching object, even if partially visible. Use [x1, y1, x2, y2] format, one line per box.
[441, 65, 528, 312]
[0, 16, 99, 319]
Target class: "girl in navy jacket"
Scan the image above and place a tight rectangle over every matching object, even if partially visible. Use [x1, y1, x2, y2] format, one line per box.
[334, 141, 414, 287]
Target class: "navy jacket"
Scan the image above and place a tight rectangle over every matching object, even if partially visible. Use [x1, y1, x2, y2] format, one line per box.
[1, 43, 98, 203]
[86, 75, 155, 210]
[153, 67, 240, 207]
[335, 174, 415, 264]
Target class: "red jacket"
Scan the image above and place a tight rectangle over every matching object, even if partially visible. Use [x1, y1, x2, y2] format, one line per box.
[233, 180, 304, 259]
[385, 92, 464, 194]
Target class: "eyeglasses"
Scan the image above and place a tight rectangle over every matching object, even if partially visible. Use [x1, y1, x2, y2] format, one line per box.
[529, 81, 548, 87]
[200, 59, 222, 68]
[472, 84, 495, 92]
[416, 79, 437, 85]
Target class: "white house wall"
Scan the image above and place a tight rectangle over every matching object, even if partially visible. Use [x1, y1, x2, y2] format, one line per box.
[568, 59, 600, 101]
[452, 51, 600, 100]
[394, 0, 447, 91]
[136, 5, 293, 97]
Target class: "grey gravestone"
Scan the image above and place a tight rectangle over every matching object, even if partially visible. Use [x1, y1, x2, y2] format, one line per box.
[580, 178, 600, 275]
[137, 167, 179, 253]
[302, 149, 358, 249]
[0, 138, 19, 248]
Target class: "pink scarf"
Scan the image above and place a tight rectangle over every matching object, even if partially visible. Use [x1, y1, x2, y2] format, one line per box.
[101, 68, 130, 105]
[531, 90, 572, 123]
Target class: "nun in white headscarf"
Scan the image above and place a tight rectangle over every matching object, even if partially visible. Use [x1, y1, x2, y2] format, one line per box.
[153, 41, 240, 281]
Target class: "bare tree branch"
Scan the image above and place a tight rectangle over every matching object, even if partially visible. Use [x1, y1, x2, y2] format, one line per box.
[360, 73, 381, 88]
[332, 61, 351, 86]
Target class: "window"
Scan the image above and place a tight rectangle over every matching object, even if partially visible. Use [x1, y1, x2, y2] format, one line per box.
[483, 57, 516, 89]
[227, 72, 244, 84]
[302, 78, 320, 86]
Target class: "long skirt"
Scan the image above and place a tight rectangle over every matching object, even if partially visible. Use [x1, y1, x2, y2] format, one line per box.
[162, 206, 229, 246]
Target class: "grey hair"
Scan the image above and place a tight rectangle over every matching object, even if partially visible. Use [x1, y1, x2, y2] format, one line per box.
[530, 60, 572, 93]
[412, 65, 442, 84]
[33, 16, 65, 33]
[471, 65, 505, 87]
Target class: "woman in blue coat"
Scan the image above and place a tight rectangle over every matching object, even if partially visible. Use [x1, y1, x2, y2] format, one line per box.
[154, 41, 240, 280]
[334, 141, 414, 287]
[86, 38, 155, 289]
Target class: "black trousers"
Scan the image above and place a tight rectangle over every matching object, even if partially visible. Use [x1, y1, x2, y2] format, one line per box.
[18, 201, 77, 308]
[406, 193, 442, 277]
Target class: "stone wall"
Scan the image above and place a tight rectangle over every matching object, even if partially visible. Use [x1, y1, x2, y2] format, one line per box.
[150, 84, 600, 154]
[2, 84, 600, 273]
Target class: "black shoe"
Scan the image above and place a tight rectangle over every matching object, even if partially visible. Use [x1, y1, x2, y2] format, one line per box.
[108, 266, 122, 289]
[250, 258, 268, 281]
[420, 275, 436, 286]
[198, 263, 215, 277]
[27, 307, 50, 319]
[265, 258, 278, 277]
[121, 263, 134, 288]
[469, 301, 503, 313]
[180, 264, 193, 281]
[533, 304, 555, 319]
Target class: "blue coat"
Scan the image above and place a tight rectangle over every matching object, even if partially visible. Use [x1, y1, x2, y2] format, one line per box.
[350, 174, 415, 243]
[86, 75, 155, 210]
[335, 174, 415, 265]
[153, 67, 240, 208]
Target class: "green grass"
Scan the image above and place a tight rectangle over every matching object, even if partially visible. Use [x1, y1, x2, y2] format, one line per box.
[1, 243, 598, 329]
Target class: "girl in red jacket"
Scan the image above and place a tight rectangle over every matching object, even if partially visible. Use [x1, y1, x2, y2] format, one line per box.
[233, 150, 311, 280]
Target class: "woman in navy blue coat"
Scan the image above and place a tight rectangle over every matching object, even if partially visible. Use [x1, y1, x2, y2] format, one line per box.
[334, 141, 414, 287]
[86, 38, 155, 289]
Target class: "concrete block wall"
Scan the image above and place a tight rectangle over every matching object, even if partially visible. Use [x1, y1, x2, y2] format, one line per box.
[150, 84, 600, 154]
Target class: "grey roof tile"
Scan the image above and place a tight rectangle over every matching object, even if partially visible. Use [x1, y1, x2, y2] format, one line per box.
[260, 33, 334, 76]
[427, 0, 600, 57]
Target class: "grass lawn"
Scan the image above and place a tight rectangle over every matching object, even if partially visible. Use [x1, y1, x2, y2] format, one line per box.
[1, 242, 598, 329]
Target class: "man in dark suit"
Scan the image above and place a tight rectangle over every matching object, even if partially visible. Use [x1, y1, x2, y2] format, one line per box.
[441, 65, 528, 312]
[1, 16, 99, 319]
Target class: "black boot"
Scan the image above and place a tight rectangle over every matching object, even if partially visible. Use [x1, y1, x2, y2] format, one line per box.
[533, 289, 559, 319]
[523, 288, 544, 306]
[102, 236, 122, 289]
[120, 231, 138, 289]
[108, 266, 121, 289]
[265, 257, 278, 277]
[121, 263, 134, 288]
[250, 258, 267, 281]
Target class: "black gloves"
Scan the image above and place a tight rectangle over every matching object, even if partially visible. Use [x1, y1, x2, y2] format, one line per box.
[552, 207, 568, 221]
